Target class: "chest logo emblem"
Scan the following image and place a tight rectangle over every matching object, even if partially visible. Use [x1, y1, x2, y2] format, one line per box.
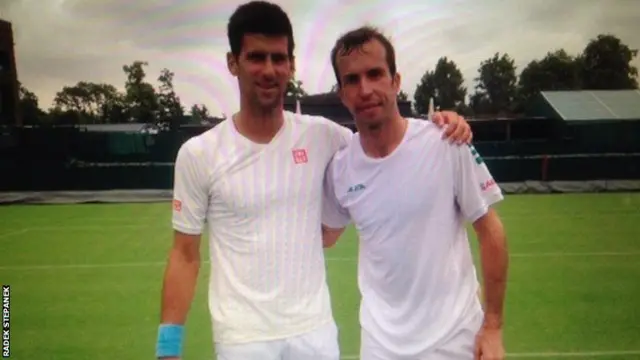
[347, 184, 366, 193]
[292, 149, 308, 164]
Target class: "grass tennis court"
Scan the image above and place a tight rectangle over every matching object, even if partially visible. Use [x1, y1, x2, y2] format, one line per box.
[1, 192, 639, 359]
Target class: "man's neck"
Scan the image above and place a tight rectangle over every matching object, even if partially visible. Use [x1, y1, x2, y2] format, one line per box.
[359, 116, 408, 158]
[233, 106, 284, 144]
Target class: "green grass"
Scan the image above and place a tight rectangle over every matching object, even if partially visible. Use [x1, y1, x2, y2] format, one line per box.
[1, 193, 640, 359]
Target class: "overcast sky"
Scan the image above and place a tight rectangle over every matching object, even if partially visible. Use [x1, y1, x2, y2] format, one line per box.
[2, 0, 639, 116]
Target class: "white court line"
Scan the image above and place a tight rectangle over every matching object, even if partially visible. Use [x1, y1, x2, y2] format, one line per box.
[510, 251, 640, 258]
[504, 350, 640, 358]
[2, 210, 640, 230]
[26, 225, 157, 231]
[326, 251, 640, 261]
[0, 261, 166, 270]
[341, 350, 640, 359]
[1, 251, 640, 270]
[0, 229, 28, 239]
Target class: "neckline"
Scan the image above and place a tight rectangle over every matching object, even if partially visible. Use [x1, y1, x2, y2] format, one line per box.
[230, 111, 290, 149]
[357, 118, 412, 164]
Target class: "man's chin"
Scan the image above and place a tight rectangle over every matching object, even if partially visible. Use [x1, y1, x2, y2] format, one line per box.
[256, 99, 281, 112]
[355, 117, 383, 131]
[366, 123, 382, 131]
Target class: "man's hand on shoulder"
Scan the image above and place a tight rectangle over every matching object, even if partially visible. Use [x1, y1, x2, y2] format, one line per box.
[431, 110, 473, 145]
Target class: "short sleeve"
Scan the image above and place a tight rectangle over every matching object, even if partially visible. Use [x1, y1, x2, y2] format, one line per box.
[337, 125, 354, 149]
[321, 158, 351, 229]
[172, 140, 209, 235]
[327, 121, 353, 154]
[454, 144, 503, 223]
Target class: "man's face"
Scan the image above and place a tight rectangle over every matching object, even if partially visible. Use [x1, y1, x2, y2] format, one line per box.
[228, 34, 293, 111]
[335, 39, 400, 129]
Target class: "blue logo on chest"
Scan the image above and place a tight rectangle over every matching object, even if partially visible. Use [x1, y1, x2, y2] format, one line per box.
[347, 184, 366, 193]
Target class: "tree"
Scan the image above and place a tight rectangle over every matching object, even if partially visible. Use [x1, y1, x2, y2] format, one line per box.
[413, 57, 467, 115]
[579, 34, 638, 89]
[18, 83, 46, 125]
[100, 92, 128, 124]
[123, 61, 159, 123]
[52, 81, 122, 123]
[286, 78, 307, 99]
[157, 68, 185, 129]
[190, 104, 210, 123]
[517, 49, 582, 110]
[471, 52, 518, 115]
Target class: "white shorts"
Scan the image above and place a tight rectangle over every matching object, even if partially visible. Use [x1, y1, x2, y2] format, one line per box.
[360, 312, 483, 360]
[215, 321, 340, 360]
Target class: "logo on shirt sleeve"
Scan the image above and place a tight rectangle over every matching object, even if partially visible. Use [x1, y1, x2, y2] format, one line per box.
[173, 199, 182, 212]
[480, 178, 496, 191]
[292, 149, 308, 164]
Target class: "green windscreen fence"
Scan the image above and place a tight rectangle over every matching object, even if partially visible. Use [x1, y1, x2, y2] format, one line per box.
[106, 133, 152, 156]
[0, 119, 639, 192]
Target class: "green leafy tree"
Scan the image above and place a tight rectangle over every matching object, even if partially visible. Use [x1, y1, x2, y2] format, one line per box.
[190, 104, 210, 123]
[579, 34, 638, 89]
[157, 68, 185, 129]
[52, 82, 122, 123]
[413, 57, 467, 115]
[470, 52, 518, 115]
[517, 49, 582, 110]
[18, 83, 46, 125]
[286, 78, 307, 99]
[122, 61, 159, 123]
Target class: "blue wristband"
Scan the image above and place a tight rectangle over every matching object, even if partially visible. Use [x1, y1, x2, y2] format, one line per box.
[156, 324, 184, 358]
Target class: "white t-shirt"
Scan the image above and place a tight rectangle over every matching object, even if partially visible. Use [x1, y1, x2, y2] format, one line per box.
[171, 111, 352, 344]
[322, 118, 503, 356]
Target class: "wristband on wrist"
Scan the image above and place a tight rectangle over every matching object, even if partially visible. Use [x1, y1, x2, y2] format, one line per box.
[156, 324, 184, 358]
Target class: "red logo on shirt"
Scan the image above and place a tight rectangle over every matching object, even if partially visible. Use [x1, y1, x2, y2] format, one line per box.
[480, 178, 496, 191]
[292, 149, 308, 164]
[173, 199, 182, 212]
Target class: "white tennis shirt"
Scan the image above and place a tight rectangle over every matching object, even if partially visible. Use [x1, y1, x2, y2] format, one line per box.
[171, 111, 352, 344]
[322, 118, 503, 356]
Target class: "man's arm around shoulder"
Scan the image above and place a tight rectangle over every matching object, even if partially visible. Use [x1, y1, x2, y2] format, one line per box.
[321, 154, 351, 248]
[321, 116, 354, 153]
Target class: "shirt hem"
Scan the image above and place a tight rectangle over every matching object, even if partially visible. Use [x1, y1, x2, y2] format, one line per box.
[212, 317, 334, 345]
[467, 191, 504, 223]
[172, 222, 203, 235]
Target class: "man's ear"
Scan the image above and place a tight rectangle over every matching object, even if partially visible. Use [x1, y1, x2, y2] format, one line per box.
[337, 84, 345, 104]
[290, 55, 296, 74]
[227, 52, 238, 76]
[393, 72, 402, 93]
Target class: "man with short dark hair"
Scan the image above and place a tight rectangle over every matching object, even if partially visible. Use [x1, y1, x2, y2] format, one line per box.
[322, 26, 509, 360]
[155, 3, 474, 360]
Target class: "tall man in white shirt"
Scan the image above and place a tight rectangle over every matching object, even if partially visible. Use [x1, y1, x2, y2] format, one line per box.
[322, 26, 509, 360]
[155, 2, 474, 360]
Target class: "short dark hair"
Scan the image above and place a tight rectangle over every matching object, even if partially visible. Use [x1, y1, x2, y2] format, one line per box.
[330, 26, 397, 87]
[227, 1, 295, 57]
